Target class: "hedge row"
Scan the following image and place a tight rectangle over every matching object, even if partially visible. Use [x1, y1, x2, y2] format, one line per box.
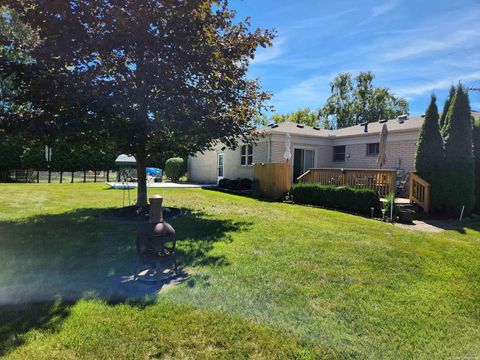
[218, 178, 252, 191]
[290, 183, 380, 214]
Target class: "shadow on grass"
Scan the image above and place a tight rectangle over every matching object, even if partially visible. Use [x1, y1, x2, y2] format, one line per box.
[0, 207, 249, 355]
[412, 218, 480, 234]
[0, 301, 71, 355]
[202, 186, 284, 203]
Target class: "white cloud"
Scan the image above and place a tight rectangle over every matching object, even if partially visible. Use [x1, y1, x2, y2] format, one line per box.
[251, 38, 285, 65]
[272, 74, 336, 112]
[384, 29, 480, 61]
[249, 2, 480, 114]
[286, 8, 358, 31]
[371, 0, 398, 17]
[395, 71, 480, 97]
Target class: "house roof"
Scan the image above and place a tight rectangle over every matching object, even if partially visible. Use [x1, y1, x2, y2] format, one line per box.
[256, 121, 334, 137]
[257, 115, 430, 139]
[248, 111, 480, 144]
[333, 116, 425, 138]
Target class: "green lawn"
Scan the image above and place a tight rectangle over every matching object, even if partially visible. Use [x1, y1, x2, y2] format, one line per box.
[0, 183, 479, 359]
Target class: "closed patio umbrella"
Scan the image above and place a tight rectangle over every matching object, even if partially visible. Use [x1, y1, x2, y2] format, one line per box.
[283, 133, 292, 162]
[377, 124, 388, 168]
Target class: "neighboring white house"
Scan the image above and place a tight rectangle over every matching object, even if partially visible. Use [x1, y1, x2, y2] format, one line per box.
[187, 113, 479, 184]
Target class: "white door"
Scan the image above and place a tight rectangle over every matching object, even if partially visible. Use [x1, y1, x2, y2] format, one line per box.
[217, 153, 225, 183]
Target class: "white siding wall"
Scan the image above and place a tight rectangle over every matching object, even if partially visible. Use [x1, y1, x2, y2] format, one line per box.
[188, 140, 270, 183]
[188, 151, 217, 184]
[188, 130, 419, 183]
[188, 148, 219, 183]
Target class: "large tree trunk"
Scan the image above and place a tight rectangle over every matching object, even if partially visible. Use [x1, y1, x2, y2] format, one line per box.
[106, 169, 109, 182]
[136, 151, 148, 207]
[83, 170, 86, 182]
[71, 171, 74, 183]
[94, 170, 97, 182]
[48, 169, 51, 183]
[60, 171, 63, 183]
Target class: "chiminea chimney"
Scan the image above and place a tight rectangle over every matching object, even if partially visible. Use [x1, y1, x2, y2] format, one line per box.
[149, 194, 164, 223]
[134, 194, 177, 283]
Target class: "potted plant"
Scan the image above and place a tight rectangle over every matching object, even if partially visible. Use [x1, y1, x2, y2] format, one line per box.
[398, 208, 415, 224]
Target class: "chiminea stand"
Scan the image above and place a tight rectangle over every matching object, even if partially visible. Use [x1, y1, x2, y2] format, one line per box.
[134, 195, 177, 284]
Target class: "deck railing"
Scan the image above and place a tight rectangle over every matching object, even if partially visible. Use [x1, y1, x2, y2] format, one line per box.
[409, 172, 430, 215]
[297, 168, 396, 198]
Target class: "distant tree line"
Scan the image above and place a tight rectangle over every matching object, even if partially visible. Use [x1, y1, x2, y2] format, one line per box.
[257, 71, 409, 129]
[0, 134, 117, 183]
[414, 84, 478, 216]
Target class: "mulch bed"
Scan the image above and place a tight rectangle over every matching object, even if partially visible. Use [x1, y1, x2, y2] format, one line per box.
[100, 205, 182, 222]
[208, 186, 253, 196]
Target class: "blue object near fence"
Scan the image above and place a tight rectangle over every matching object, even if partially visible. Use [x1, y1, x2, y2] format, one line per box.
[146, 167, 162, 177]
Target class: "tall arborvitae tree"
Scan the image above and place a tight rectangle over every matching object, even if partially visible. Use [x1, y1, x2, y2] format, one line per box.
[443, 84, 475, 215]
[473, 119, 480, 213]
[439, 85, 455, 136]
[414, 95, 445, 212]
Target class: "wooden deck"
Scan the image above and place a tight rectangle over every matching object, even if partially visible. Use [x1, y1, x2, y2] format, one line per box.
[297, 168, 396, 198]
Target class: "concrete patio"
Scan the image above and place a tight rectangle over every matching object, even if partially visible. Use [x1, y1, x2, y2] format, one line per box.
[106, 182, 214, 189]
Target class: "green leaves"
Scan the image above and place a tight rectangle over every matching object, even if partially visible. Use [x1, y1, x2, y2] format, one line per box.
[443, 84, 475, 215]
[414, 95, 445, 212]
[1, 0, 274, 204]
[322, 71, 409, 129]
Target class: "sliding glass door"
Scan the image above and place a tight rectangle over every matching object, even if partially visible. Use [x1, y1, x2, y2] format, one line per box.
[293, 149, 314, 182]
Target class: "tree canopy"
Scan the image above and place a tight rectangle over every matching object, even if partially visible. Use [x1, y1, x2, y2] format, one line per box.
[255, 108, 322, 127]
[1, 1, 274, 205]
[0, 4, 40, 130]
[321, 71, 408, 129]
[259, 71, 409, 130]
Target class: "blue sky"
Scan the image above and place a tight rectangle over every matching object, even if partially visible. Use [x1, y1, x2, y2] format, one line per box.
[231, 0, 480, 116]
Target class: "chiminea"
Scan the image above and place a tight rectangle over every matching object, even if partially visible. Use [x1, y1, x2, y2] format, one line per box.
[134, 195, 177, 283]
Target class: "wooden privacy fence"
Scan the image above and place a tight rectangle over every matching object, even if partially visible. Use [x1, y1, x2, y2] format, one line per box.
[254, 163, 291, 200]
[409, 172, 430, 215]
[297, 168, 396, 198]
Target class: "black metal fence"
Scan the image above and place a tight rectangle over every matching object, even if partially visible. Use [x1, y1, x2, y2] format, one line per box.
[1, 170, 118, 183]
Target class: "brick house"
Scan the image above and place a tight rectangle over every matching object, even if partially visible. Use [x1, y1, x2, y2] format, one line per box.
[187, 113, 479, 184]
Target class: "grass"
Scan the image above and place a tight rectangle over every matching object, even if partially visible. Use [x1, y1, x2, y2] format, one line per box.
[0, 183, 479, 359]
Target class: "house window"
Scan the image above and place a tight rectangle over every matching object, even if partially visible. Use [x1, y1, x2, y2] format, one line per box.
[366, 143, 380, 156]
[241, 144, 253, 165]
[333, 146, 345, 162]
